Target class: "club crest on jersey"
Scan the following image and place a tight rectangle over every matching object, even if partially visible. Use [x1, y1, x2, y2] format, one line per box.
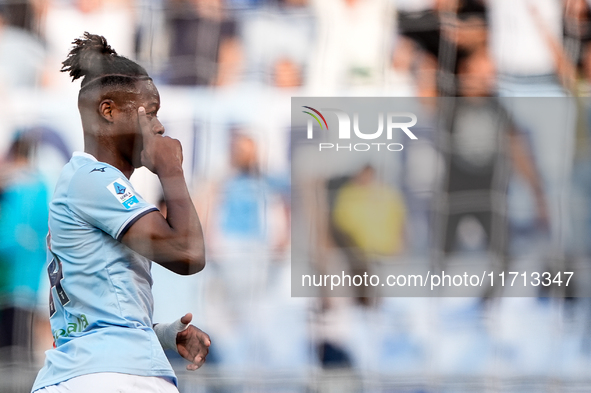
[107, 178, 139, 209]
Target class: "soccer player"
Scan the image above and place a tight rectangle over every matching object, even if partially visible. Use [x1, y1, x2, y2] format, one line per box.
[32, 33, 209, 393]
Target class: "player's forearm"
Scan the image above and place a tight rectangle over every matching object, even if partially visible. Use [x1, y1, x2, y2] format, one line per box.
[158, 167, 205, 275]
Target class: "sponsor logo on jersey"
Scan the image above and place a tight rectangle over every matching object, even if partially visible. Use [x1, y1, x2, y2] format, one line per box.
[107, 178, 140, 209]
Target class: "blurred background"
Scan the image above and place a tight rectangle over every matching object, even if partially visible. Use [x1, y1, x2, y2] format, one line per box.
[2, 0, 591, 391]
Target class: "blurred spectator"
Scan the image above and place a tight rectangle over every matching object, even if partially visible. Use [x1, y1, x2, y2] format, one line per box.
[330, 164, 407, 302]
[569, 1, 591, 257]
[307, 0, 395, 93]
[396, 0, 439, 61]
[240, 0, 312, 85]
[272, 57, 302, 88]
[198, 131, 289, 367]
[487, 0, 575, 274]
[205, 131, 289, 258]
[0, 0, 43, 35]
[436, 50, 547, 274]
[332, 165, 406, 256]
[488, 0, 564, 94]
[164, 0, 243, 86]
[439, 0, 487, 95]
[396, 0, 487, 96]
[0, 131, 49, 364]
[573, 0, 591, 95]
[0, 9, 46, 90]
[439, 0, 487, 53]
[386, 36, 420, 96]
[40, 0, 135, 87]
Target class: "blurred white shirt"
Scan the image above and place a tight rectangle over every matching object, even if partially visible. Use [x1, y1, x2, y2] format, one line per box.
[43, 0, 135, 88]
[308, 0, 396, 93]
[488, 0, 562, 76]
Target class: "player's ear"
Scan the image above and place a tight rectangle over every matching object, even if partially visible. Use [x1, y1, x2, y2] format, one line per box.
[99, 99, 115, 123]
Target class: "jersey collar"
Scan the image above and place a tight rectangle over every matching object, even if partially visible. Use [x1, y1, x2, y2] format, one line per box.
[73, 151, 98, 161]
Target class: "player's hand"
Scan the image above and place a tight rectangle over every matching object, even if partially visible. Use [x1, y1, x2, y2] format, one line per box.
[175, 313, 211, 370]
[138, 106, 183, 175]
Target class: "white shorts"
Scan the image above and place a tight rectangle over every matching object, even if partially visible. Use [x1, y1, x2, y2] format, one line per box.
[34, 372, 179, 393]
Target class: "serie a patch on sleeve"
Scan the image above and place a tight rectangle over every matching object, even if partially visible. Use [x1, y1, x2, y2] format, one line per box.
[106, 178, 140, 209]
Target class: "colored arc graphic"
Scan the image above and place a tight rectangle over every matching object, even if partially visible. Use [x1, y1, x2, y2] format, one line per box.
[303, 111, 323, 129]
[302, 106, 329, 130]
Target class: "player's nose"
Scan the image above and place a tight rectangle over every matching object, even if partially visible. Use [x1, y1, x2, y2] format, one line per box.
[154, 119, 165, 135]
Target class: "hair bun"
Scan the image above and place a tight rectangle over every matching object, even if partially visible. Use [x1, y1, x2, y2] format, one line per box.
[61, 32, 118, 82]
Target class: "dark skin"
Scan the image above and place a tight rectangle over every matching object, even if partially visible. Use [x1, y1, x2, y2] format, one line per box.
[176, 313, 210, 370]
[79, 78, 209, 370]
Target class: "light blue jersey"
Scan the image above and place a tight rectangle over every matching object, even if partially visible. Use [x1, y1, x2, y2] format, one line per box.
[32, 152, 176, 391]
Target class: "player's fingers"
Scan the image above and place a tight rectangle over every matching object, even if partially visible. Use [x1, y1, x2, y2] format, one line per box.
[193, 353, 206, 368]
[180, 313, 192, 325]
[180, 343, 207, 370]
[196, 329, 211, 346]
[137, 107, 153, 139]
[196, 341, 209, 362]
[175, 334, 192, 357]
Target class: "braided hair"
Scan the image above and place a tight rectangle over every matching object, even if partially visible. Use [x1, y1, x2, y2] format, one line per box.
[61, 32, 150, 92]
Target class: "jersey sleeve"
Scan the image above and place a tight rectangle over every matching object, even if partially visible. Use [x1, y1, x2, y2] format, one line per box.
[67, 166, 158, 241]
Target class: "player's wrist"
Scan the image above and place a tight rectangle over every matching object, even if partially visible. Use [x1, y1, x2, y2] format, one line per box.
[154, 318, 189, 352]
[155, 163, 184, 178]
